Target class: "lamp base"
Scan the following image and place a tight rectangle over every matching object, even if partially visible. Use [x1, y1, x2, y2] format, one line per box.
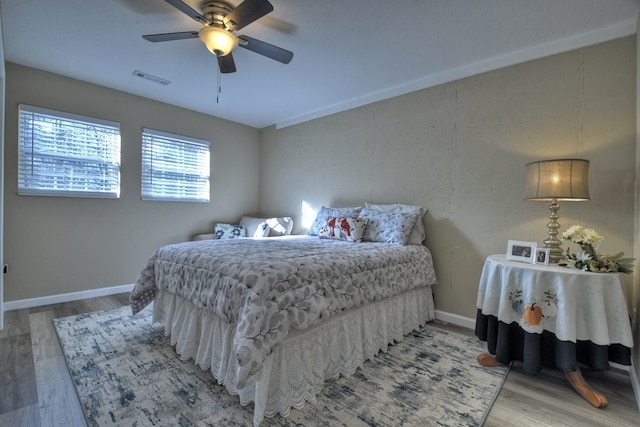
[545, 200, 564, 264]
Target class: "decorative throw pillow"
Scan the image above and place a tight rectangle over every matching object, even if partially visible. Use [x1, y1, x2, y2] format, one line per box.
[318, 216, 368, 243]
[308, 206, 363, 236]
[214, 223, 247, 239]
[364, 203, 427, 245]
[359, 209, 419, 245]
[239, 216, 270, 238]
[266, 217, 294, 236]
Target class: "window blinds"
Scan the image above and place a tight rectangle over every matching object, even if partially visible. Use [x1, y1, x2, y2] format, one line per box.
[18, 104, 121, 198]
[141, 128, 210, 202]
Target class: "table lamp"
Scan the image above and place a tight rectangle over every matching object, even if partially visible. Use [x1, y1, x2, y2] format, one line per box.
[525, 159, 590, 263]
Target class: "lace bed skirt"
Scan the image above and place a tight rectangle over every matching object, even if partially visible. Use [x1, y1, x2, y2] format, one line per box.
[153, 286, 435, 426]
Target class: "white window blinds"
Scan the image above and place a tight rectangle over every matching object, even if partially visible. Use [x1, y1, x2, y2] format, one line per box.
[18, 104, 121, 198]
[141, 128, 210, 202]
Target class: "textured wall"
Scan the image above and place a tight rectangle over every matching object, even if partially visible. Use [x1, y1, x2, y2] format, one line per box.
[259, 36, 637, 320]
[3, 64, 261, 301]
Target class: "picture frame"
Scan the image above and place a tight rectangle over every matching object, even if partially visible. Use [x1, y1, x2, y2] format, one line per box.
[534, 248, 550, 266]
[506, 240, 537, 263]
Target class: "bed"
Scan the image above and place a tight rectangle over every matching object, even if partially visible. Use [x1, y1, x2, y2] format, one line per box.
[130, 206, 438, 426]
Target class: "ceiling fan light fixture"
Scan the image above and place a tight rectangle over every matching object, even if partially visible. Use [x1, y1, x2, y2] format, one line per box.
[198, 26, 238, 56]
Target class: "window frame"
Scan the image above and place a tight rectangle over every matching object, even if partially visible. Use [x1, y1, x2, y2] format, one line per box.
[17, 104, 121, 199]
[141, 128, 211, 203]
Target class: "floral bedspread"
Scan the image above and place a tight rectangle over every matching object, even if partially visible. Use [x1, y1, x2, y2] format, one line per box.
[130, 236, 437, 388]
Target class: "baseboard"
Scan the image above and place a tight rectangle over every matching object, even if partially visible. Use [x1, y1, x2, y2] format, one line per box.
[3, 283, 134, 311]
[434, 309, 476, 330]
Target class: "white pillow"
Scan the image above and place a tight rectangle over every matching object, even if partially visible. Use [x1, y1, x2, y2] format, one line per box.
[318, 216, 369, 243]
[239, 216, 270, 238]
[358, 209, 419, 245]
[364, 203, 427, 245]
[266, 217, 293, 236]
[214, 223, 246, 239]
[308, 206, 363, 236]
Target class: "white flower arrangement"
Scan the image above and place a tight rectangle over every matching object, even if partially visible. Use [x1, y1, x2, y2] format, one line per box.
[560, 225, 633, 273]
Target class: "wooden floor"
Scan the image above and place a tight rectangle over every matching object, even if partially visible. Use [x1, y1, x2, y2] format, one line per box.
[0, 294, 638, 427]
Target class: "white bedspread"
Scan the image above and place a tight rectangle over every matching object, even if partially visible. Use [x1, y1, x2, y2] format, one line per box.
[130, 236, 438, 388]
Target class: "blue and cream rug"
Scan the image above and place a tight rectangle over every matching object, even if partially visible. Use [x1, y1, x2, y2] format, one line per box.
[54, 305, 509, 426]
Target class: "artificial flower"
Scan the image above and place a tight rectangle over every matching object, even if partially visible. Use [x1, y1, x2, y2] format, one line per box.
[560, 225, 633, 273]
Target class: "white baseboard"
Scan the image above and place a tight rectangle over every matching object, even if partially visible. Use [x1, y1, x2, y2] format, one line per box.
[3, 283, 134, 311]
[434, 309, 476, 330]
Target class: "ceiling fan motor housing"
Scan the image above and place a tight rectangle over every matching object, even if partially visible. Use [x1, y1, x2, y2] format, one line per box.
[201, 1, 235, 29]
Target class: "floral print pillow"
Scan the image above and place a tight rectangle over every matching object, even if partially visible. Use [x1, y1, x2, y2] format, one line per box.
[359, 209, 419, 245]
[308, 206, 363, 236]
[215, 223, 247, 239]
[318, 216, 369, 243]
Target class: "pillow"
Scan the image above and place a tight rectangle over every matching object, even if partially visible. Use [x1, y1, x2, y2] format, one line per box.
[239, 216, 270, 238]
[358, 209, 419, 245]
[239, 215, 293, 237]
[308, 206, 363, 236]
[214, 223, 246, 239]
[266, 217, 294, 237]
[364, 203, 427, 245]
[318, 216, 369, 243]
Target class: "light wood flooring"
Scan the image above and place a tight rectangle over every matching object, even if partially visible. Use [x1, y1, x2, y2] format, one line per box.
[0, 293, 638, 426]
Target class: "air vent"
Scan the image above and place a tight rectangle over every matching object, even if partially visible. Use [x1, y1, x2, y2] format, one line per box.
[132, 70, 171, 86]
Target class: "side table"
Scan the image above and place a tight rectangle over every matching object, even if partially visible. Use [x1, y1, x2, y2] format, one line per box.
[474, 254, 633, 407]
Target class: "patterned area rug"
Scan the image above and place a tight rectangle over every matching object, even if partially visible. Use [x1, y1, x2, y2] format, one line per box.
[53, 305, 509, 427]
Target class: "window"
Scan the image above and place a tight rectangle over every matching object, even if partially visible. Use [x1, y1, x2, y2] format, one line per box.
[141, 128, 210, 202]
[18, 104, 121, 198]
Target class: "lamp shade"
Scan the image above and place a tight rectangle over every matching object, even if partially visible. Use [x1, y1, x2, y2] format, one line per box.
[198, 26, 238, 57]
[525, 159, 590, 201]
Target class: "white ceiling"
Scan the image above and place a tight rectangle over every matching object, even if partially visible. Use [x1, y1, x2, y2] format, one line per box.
[1, 0, 639, 129]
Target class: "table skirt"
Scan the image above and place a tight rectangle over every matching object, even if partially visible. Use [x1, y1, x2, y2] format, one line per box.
[475, 310, 631, 373]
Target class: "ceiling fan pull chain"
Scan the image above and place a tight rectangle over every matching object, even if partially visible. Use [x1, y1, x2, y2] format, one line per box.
[217, 60, 222, 103]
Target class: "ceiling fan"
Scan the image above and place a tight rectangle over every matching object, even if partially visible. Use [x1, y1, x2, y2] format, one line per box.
[143, 0, 293, 74]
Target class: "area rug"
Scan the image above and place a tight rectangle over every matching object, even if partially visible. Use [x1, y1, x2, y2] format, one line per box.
[53, 305, 509, 427]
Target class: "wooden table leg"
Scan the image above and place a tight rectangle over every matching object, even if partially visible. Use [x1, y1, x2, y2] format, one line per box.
[564, 369, 608, 408]
[477, 353, 503, 367]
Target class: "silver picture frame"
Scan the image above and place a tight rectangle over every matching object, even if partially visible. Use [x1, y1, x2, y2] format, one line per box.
[506, 240, 537, 263]
[534, 247, 551, 266]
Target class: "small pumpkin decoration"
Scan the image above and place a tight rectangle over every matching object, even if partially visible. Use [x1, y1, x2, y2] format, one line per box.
[541, 299, 557, 318]
[511, 299, 524, 315]
[523, 303, 543, 326]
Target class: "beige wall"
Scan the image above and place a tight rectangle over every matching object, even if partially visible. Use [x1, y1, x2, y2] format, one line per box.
[3, 63, 261, 301]
[259, 36, 637, 320]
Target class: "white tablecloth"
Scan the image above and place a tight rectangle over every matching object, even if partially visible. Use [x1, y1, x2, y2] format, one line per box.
[477, 255, 633, 348]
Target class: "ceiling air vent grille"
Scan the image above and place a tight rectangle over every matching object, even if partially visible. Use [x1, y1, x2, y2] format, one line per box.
[132, 70, 171, 86]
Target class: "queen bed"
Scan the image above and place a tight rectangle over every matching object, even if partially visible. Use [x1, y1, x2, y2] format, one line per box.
[130, 205, 438, 426]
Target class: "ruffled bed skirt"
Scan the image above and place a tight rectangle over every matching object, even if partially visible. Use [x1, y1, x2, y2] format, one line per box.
[153, 286, 435, 426]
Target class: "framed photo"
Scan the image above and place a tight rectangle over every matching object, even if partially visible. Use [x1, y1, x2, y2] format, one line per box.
[534, 248, 550, 266]
[506, 240, 537, 263]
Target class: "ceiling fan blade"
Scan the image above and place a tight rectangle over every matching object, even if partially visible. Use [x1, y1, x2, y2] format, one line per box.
[237, 35, 293, 64]
[218, 53, 237, 74]
[223, 0, 273, 31]
[142, 31, 199, 42]
[164, 0, 210, 25]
